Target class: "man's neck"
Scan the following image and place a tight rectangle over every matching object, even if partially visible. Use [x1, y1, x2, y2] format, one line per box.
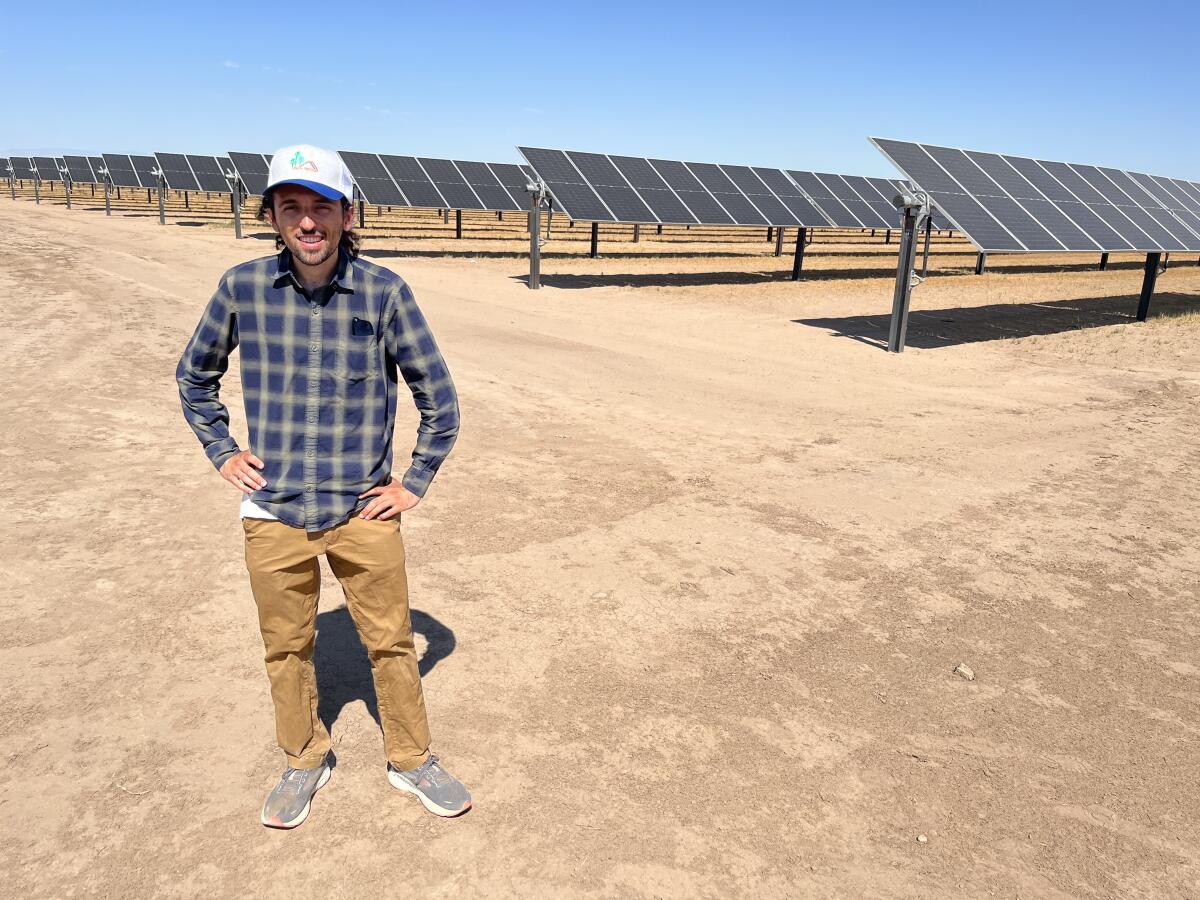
[293, 253, 339, 294]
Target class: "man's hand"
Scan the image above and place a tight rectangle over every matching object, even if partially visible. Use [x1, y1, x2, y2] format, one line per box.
[359, 477, 421, 520]
[220, 450, 267, 494]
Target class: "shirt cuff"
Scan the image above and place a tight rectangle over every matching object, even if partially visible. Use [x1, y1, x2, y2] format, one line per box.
[401, 464, 436, 498]
[207, 440, 241, 472]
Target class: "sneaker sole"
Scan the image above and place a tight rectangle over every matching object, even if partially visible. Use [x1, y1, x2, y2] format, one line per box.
[261, 765, 331, 829]
[387, 769, 471, 818]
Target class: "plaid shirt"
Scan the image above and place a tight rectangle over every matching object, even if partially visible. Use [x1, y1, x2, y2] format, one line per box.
[176, 248, 459, 532]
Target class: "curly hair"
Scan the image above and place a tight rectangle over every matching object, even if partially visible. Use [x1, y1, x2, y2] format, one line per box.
[257, 189, 361, 259]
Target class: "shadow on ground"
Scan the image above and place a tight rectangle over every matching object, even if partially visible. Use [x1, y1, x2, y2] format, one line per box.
[795, 292, 1200, 350]
[314, 606, 455, 738]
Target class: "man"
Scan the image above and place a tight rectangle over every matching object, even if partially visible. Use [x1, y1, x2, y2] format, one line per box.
[176, 144, 468, 828]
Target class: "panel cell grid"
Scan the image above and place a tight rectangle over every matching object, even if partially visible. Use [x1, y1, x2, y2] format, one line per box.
[338, 151, 409, 206]
[32, 157, 62, 181]
[454, 160, 522, 212]
[129, 155, 160, 189]
[752, 168, 830, 226]
[417, 158, 484, 210]
[187, 155, 233, 193]
[874, 138, 1200, 253]
[64, 155, 97, 184]
[228, 152, 271, 195]
[101, 154, 140, 187]
[378, 155, 448, 210]
[154, 153, 200, 192]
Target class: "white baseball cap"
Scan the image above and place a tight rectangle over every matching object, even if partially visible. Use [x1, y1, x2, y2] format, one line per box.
[266, 144, 354, 202]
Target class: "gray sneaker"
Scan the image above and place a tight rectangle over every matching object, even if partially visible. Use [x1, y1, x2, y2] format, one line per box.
[388, 754, 471, 817]
[260, 762, 331, 829]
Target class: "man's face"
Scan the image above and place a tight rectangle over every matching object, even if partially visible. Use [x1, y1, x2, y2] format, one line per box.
[266, 184, 354, 267]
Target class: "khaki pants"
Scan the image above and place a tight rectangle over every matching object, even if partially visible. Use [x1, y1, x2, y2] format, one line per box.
[242, 514, 431, 771]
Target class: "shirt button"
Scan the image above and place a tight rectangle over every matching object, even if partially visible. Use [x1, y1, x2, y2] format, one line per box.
[309, 344, 318, 351]
[312, 308, 320, 316]
[305, 484, 314, 492]
[305, 450, 315, 457]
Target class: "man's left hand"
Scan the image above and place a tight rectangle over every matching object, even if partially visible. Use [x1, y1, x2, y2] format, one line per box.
[358, 477, 421, 520]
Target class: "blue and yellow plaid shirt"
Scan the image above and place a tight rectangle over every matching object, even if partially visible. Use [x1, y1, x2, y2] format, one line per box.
[176, 248, 459, 532]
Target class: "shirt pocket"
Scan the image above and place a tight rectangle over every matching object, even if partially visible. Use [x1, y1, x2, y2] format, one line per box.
[335, 334, 380, 393]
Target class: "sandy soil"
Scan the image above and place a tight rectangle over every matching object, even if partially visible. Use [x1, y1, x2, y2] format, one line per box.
[2, 195, 1199, 899]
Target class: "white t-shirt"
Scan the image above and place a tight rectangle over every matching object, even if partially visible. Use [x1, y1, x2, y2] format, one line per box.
[240, 496, 279, 520]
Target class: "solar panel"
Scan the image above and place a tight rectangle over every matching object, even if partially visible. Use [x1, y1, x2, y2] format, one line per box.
[338, 151, 409, 206]
[9, 157, 35, 179]
[31, 157, 62, 182]
[101, 154, 140, 187]
[154, 153, 201, 192]
[186, 155, 233, 193]
[129, 155, 160, 189]
[63, 155, 97, 183]
[522, 147, 839, 228]
[0, 158, 9, 178]
[871, 138, 1200, 253]
[228, 152, 271, 195]
[87, 157, 106, 182]
[417, 158, 485, 210]
[453, 160, 523, 212]
[377, 156, 447, 209]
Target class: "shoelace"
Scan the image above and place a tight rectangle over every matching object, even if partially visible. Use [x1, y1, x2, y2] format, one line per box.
[278, 768, 310, 796]
[411, 755, 448, 788]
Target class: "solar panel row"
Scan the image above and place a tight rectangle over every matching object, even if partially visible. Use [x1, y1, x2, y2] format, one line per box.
[519, 147, 836, 228]
[10, 157, 36, 180]
[31, 157, 62, 182]
[337, 151, 529, 212]
[873, 138, 1200, 253]
[64, 155, 97, 183]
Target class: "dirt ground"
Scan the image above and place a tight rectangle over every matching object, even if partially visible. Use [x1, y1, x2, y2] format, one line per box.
[2, 194, 1199, 899]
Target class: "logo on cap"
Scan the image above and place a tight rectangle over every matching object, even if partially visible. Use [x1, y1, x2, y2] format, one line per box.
[289, 151, 319, 173]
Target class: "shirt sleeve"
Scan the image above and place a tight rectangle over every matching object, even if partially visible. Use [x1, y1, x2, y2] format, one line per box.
[176, 276, 241, 472]
[383, 280, 460, 497]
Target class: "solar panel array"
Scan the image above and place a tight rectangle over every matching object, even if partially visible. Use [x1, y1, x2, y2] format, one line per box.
[102, 153, 140, 187]
[519, 147, 833, 227]
[63, 155, 97, 183]
[154, 153, 200, 191]
[87, 156, 105, 182]
[31, 157, 62, 182]
[872, 138, 1200, 253]
[228, 152, 271, 195]
[185, 154, 233, 193]
[338, 152, 529, 211]
[129, 155, 160, 188]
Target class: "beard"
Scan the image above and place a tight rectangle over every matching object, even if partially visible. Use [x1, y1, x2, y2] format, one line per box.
[283, 227, 340, 267]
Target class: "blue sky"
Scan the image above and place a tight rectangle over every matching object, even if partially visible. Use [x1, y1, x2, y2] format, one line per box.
[3, 1, 1198, 178]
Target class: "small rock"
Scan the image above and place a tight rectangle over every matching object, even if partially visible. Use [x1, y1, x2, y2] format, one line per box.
[916, 834, 928, 844]
[591, 591, 610, 600]
[953, 664, 976, 681]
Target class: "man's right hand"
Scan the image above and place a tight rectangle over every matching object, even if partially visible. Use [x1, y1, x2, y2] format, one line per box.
[220, 450, 267, 494]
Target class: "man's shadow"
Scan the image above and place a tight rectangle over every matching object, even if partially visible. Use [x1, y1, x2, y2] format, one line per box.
[313, 606, 455, 752]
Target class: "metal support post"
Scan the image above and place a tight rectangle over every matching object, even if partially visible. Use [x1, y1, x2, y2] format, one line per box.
[34, 176, 41, 204]
[1137, 252, 1161, 321]
[232, 179, 243, 239]
[442, 208, 449, 225]
[791, 229, 806, 280]
[64, 178, 72, 209]
[766, 227, 773, 243]
[157, 176, 166, 225]
[921, 215, 932, 277]
[656, 224, 663, 235]
[146, 189, 151, 203]
[185, 190, 190, 210]
[104, 179, 112, 216]
[975, 252, 987, 275]
[455, 209, 462, 239]
[9, 174, 16, 201]
[1099, 252, 1109, 271]
[884, 228, 891, 244]
[887, 206, 922, 352]
[357, 199, 365, 228]
[497, 210, 502, 221]
[774, 226, 785, 257]
[528, 189, 541, 290]
[633, 223, 640, 243]
[590, 221, 599, 258]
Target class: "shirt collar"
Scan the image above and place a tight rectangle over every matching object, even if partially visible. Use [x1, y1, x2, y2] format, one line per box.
[272, 246, 356, 295]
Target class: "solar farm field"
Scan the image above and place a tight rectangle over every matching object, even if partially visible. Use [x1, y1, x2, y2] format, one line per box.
[2, 191, 1200, 899]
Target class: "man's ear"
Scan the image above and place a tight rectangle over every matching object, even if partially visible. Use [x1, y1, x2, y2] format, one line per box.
[343, 202, 355, 231]
[264, 206, 279, 233]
